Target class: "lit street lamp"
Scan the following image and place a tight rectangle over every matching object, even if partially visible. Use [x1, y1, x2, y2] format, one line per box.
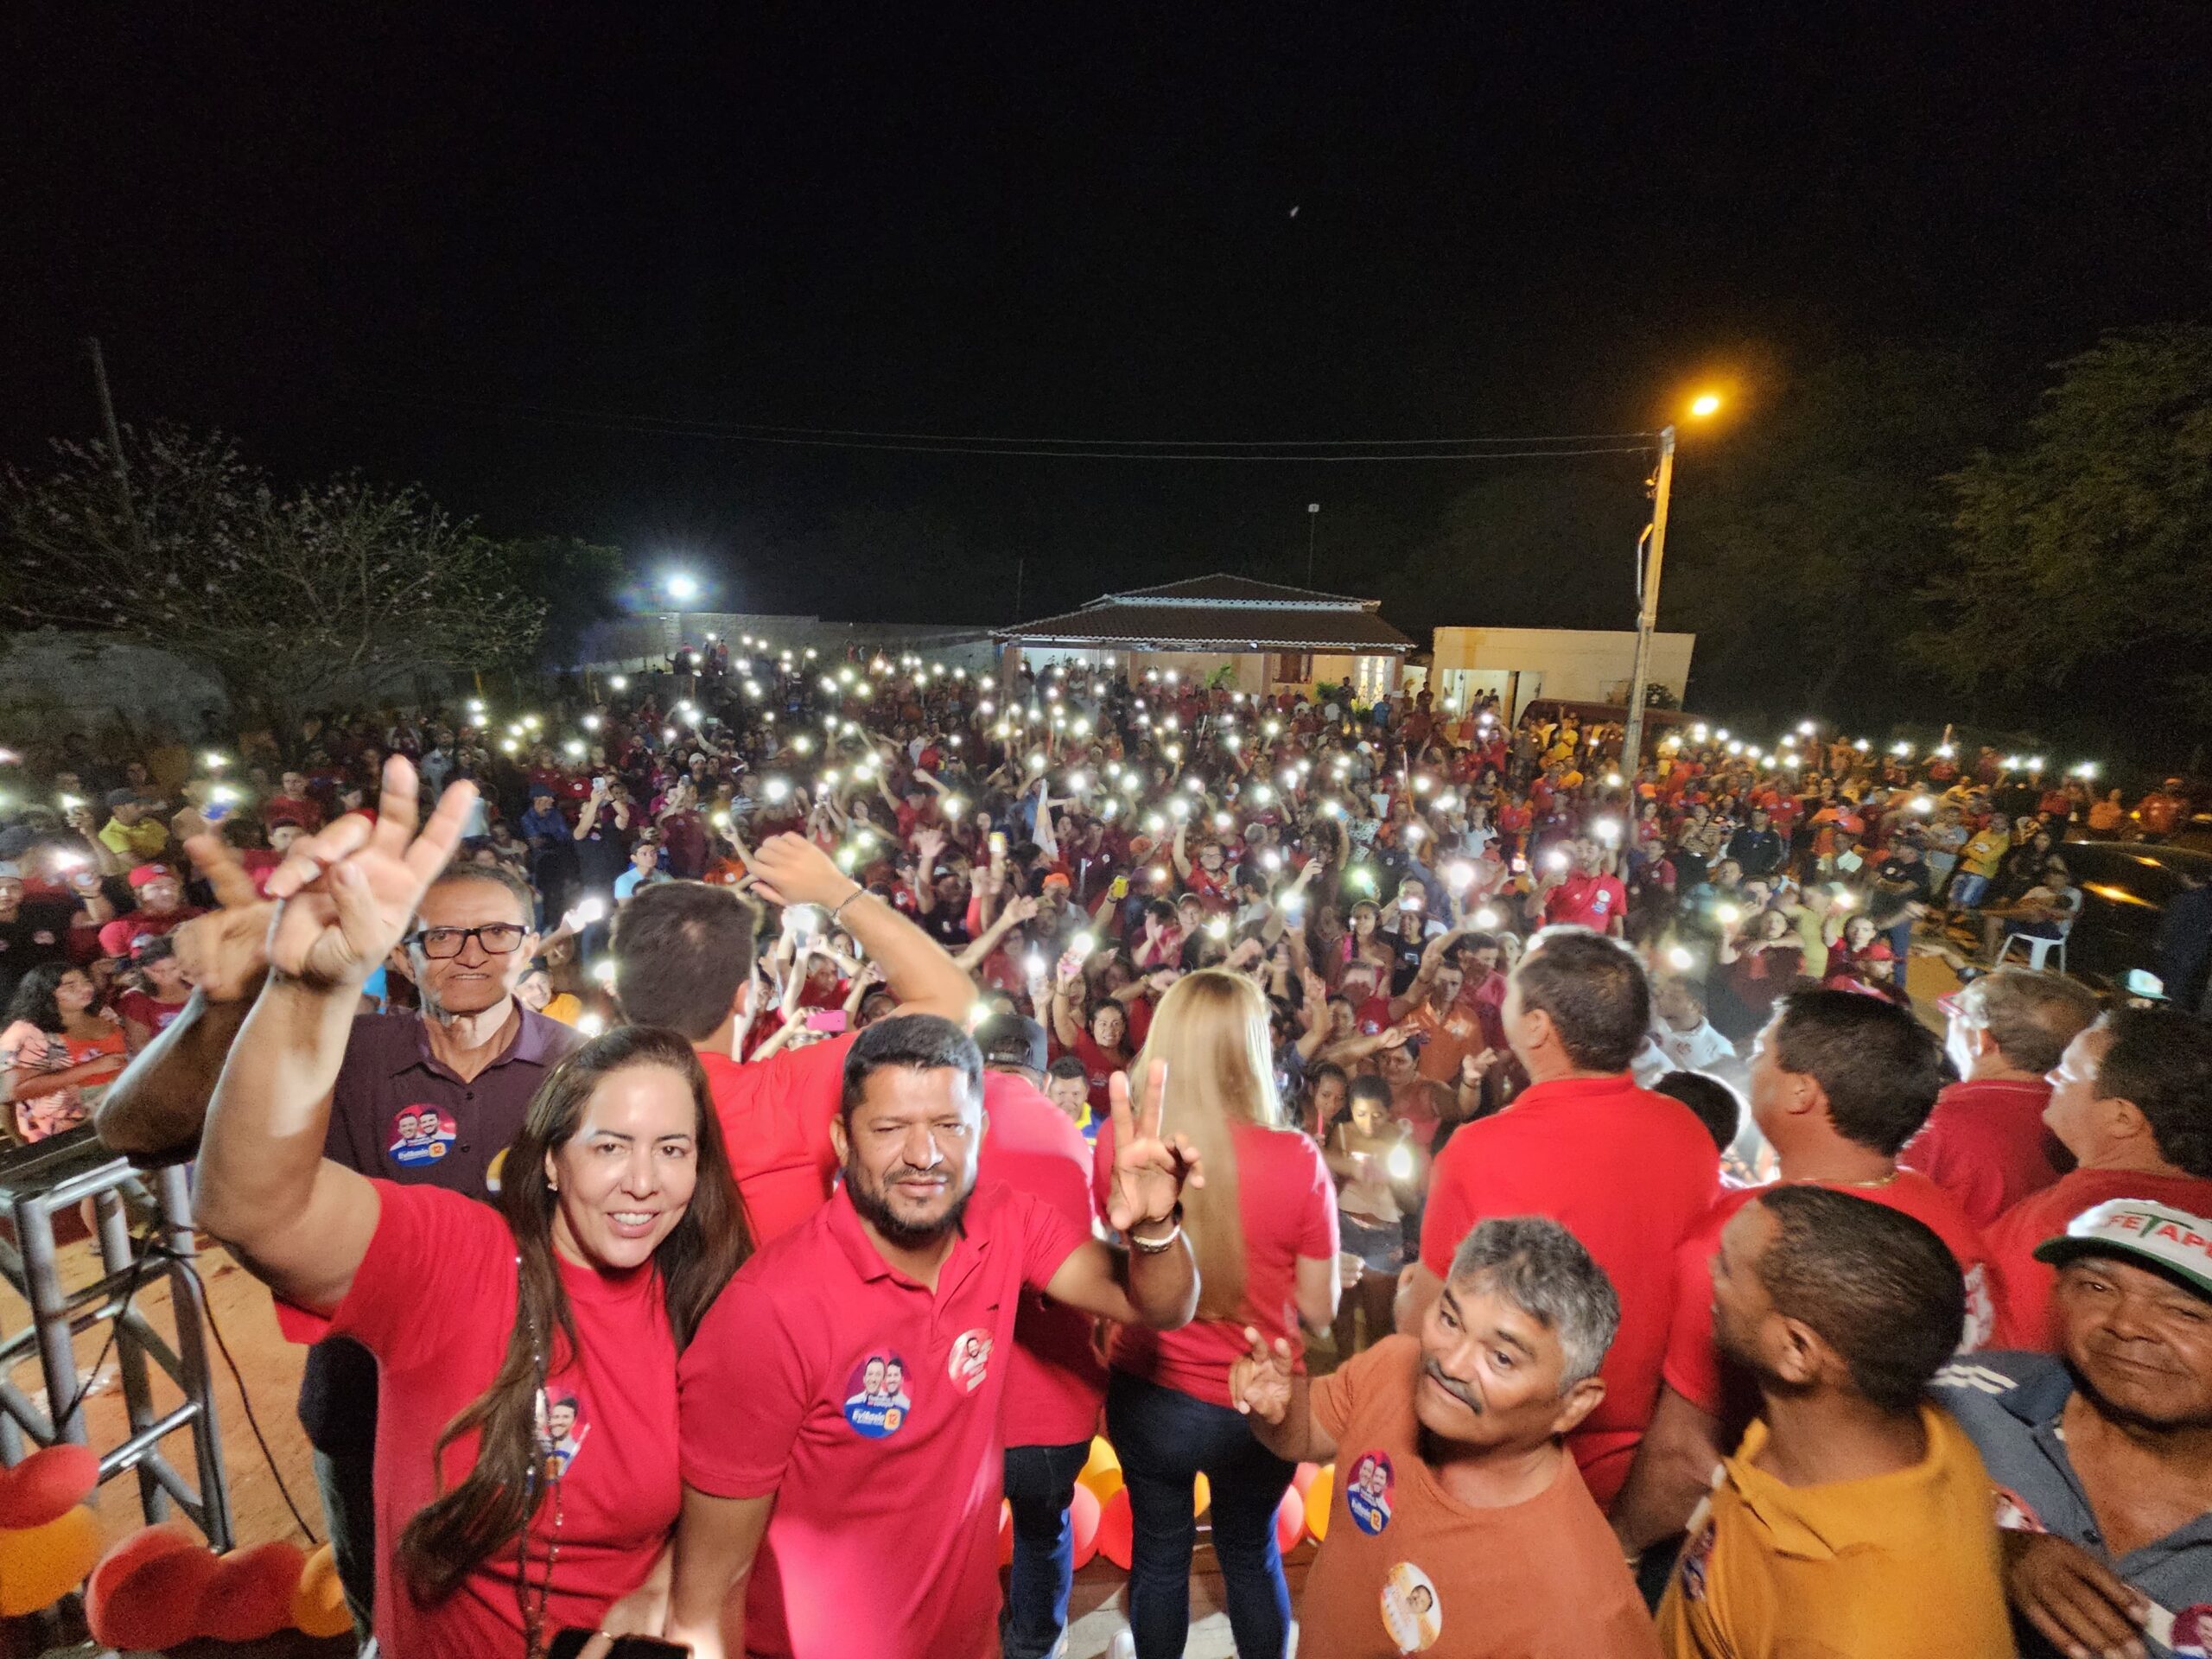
[664, 571, 701, 670]
[1621, 391, 1726, 776]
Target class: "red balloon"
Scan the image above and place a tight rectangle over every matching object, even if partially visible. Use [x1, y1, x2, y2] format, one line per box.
[1291, 1460, 1321, 1499]
[1274, 1485, 1306, 1554]
[996, 1498, 1014, 1569]
[1069, 1481, 1103, 1570]
[0, 1445, 99, 1532]
[1096, 1487, 1134, 1571]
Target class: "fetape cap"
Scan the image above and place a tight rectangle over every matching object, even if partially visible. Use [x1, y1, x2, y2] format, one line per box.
[2032, 1198, 2212, 1302]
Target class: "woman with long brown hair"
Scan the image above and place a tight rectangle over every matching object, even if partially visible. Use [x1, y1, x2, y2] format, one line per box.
[190, 762, 749, 1658]
[1096, 969, 1339, 1659]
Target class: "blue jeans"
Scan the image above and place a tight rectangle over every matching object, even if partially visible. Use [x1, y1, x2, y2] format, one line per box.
[1001, 1439, 1092, 1659]
[1106, 1370, 1295, 1659]
[1884, 918, 1915, 988]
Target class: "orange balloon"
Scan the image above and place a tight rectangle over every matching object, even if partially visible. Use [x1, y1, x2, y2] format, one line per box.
[1077, 1435, 1125, 1510]
[1192, 1471, 1211, 1516]
[292, 1543, 353, 1640]
[1304, 1463, 1335, 1542]
[1068, 1480, 1103, 1570]
[996, 1498, 1014, 1568]
[1273, 1485, 1306, 1556]
[0, 1503, 100, 1615]
[199, 1540, 306, 1643]
[1096, 1487, 1134, 1570]
[86, 1524, 214, 1652]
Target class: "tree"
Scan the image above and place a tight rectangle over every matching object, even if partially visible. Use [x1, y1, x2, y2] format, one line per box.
[491, 535, 629, 668]
[1664, 346, 2002, 721]
[3, 423, 543, 744]
[1918, 325, 2212, 734]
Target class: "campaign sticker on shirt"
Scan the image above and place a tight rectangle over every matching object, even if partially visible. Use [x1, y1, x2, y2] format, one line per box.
[1677, 1519, 1716, 1604]
[1379, 1561, 1440, 1653]
[1344, 1451, 1395, 1535]
[842, 1351, 914, 1439]
[389, 1105, 458, 1166]
[2163, 1604, 2208, 1656]
[946, 1328, 994, 1394]
[1992, 1486, 2045, 1534]
[536, 1390, 591, 1479]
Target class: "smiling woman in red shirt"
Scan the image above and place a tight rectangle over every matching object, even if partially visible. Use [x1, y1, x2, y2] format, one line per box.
[188, 760, 750, 1659]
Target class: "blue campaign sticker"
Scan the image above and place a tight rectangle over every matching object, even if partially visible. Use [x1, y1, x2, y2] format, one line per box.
[389, 1105, 458, 1166]
[1345, 1451, 1395, 1536]
[842, 1351, 915, 1440]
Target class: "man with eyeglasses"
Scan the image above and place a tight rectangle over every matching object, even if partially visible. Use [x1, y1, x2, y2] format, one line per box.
[96, 821, 580, 1646]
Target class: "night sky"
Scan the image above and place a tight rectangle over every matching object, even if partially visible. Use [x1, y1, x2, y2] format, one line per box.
[8, 5, 2209, 635]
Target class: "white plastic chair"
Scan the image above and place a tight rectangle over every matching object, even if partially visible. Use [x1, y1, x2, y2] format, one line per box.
[1995, 920, 2070, 973]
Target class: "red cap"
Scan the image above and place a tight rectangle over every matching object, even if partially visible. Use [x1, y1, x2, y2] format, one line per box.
[127, 863, 170, 888]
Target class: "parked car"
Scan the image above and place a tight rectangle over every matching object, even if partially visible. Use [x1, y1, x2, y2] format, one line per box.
[2052, 840, 2212, 1000]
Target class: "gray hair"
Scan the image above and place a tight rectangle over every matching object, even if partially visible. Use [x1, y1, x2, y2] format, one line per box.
[1447, 1217, 1621, 1389]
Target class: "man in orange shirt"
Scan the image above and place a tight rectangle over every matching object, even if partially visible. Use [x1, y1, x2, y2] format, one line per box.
[1233, 1216, 1660, 1657]
[1387, 931, 1489, 1087]
[608, 835, 975, 1245]
[1986, 1007, 2212, 1348]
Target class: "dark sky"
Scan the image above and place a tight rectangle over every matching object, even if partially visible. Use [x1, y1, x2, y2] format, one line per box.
[8, 4, 2209, 632]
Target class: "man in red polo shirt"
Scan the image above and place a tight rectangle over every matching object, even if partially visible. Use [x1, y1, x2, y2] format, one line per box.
[1608, 989, 1997, 1556]
[664, 1015, 1201, 1659]
[1901, 969, 2098, 1226]
[972, 1014, 1108, 1659]
[96, 863, 205, 961]
[1985, 1007, 2212, 1349]
[1396, 927, 1719, 1509]
[608, 836, 974, 1246]
[1535, 839, 1628, 938]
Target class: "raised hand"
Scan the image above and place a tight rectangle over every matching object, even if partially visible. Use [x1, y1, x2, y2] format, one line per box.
[174, 834, 277, 1002]
[262, 758, 478, 991]
[1228, 1325, 1295, 1423]
[1105, 1059, 1204, 1234]
[1459, 1047, 1501, 1088]
[747, 833, 861, 910]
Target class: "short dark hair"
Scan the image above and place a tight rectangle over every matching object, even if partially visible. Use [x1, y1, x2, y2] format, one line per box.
[1751, 1185, 1964, 1411]
[610, 881, 762, 1041]
[1651, 1070, 1741, 1155]
[1512, 928, 1650, 1073]
[2095, 1007, 2212, 1179]
[1046, 1055, 1089, 1084]
[1770, 989, 1945, 1155]
[425, 861, 536, 925]
[1347, 1073, 1393, 1112]
[840, 1014, 982, 1125]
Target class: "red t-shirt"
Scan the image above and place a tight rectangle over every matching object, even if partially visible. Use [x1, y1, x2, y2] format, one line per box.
[114, 988, 188, 1035]
[1417, 1074, 1719, 1508]
[1071, 1031, 1129, 1116]
[327, 1183, 678, 1659]
[1900, 1077, 2064, 1229]
[1986, 1167, 2212, 1349]
[677, 1182, 1088, 1659]
[696, 1033, 859, 1248]
[977, 1071, 1108, 1448]
[1661, 1172, 1998, 1417]
[1542, 873, 1627, 933]
[96, 905, 203, 960]
[1093, 1118, 1338, 1408]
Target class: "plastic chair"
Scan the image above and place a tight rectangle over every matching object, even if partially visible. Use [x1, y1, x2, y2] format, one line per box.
[1995, 922, 2069, 973]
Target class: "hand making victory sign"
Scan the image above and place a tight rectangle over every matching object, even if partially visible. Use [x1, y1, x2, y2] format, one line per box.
[1103, 1058, 1205, 1236]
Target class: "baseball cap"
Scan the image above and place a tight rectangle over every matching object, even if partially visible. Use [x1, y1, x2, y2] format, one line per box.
[1040, 872, 1071, 893]
[128, 863, 171, 887]
[973, 1014, 1048, 1075]
[2033, 1198, 2212, 1302]
[0, 861, 20, 880]
[105, 788, 139, 809]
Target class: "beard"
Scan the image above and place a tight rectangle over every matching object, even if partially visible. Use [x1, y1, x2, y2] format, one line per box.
[843, 1150, 974, 1249]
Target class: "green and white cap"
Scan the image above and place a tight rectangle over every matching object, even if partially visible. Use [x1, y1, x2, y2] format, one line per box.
[2033, 1198, 2212, 1302]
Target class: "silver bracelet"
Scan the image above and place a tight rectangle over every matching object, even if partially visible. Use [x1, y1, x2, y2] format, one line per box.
[1129, 1216, 1185, 1255]
[829, 885, 867, 925]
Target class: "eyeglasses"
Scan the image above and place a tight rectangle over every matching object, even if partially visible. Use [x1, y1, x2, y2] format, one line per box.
[408, 924, 528, 959]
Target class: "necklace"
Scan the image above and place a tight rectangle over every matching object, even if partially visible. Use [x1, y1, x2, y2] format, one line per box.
[514, 1263, 567, 1659]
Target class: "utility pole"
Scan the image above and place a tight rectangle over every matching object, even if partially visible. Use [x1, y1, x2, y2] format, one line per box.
[1306, 502, 1320, 585]
[1014, 554, 1026, 620]
[1619, 424, 1675, 779]
[86, 337, 148, 555]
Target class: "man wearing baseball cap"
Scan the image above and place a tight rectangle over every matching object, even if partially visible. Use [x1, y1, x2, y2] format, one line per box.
[972, 1012, 1109, 1659]
[1934, 1198, 2212, 1659]
[94, 864, 204, 962]
[96, 787, 171, 863]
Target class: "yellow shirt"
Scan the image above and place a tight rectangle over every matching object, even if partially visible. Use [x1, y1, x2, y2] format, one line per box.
[541, 993, 584, 1026]
[1657, 1406, 2015, 1659]
[98, 816, 171, 861]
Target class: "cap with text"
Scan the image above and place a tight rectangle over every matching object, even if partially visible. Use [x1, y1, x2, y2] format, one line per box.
[2033, 1198, 2212, 1301]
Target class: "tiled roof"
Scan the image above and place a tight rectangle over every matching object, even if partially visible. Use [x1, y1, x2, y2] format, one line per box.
[999, 573, 1412, 652]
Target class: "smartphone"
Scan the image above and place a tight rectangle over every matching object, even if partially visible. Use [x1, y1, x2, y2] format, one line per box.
[783, 903, 827, 944]
[1108, 874, 1129, 899]
[804, 1008, 849, 1033]
[988, 831, 1007, 859]
[548, 1632, 690, 1659]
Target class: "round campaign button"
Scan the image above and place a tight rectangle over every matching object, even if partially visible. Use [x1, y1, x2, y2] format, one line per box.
[1344, 1450, 1395, 1536]
[946, 1328, 993, 1394]
[842, 1351, 914, 1440]
[390, 1105, 458, 1167]
[1380, 1561, 1441, 1653]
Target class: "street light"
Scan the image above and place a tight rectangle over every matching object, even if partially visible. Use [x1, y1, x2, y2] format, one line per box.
[664, 571, 701, 669]
[1622, 390, 1726, 777]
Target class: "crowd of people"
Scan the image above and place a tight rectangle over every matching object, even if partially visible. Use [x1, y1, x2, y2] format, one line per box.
[0, 641, 2205, 1658]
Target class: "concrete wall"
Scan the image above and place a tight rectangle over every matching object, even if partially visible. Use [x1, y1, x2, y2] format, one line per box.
[1002, 645, 1401, 701]
[1430, 626, 1694, 719]
[0, 632, 230, 745]
[582, 612, 1001, 675]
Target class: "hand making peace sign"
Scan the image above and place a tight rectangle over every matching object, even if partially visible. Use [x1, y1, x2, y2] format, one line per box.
[1104, 1058, 1205, 1234]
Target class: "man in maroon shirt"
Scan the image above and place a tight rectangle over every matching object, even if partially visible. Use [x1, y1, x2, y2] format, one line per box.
[1903, 969, 2098, 1226]
[1536, 839, 1628, 938]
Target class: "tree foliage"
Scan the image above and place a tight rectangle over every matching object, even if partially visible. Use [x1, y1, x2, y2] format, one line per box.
[493, 534, 630, 667]
[1918, 325, 2212, 728]
[2, 423, 543, 734]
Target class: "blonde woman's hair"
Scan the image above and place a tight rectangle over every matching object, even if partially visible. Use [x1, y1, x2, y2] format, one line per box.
[1128, 969, 1281, 1319]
